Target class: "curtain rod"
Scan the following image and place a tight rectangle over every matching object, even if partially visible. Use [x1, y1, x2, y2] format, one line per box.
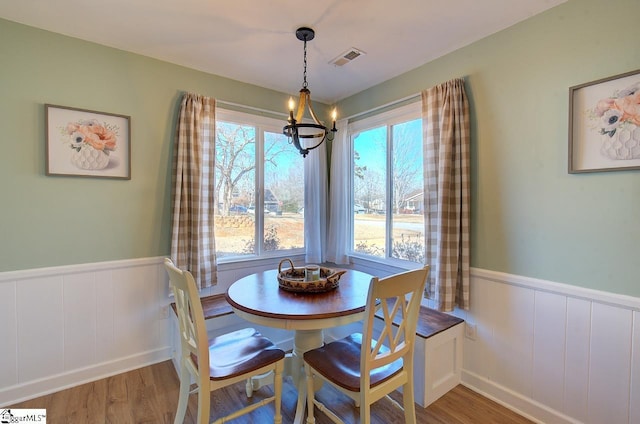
[342, 92, 421, 121]
[216, 99, 289, 118]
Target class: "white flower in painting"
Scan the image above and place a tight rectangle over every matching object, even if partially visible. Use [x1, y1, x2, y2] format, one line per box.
[70, 131, 86, 151]
[600, 109, 622, 135]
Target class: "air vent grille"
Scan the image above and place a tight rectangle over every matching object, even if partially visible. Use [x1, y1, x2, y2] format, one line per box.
[344, 50, 361, 60]
[330, 48, 366, 66]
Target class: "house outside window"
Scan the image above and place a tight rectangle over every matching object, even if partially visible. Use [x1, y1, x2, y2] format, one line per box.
[214, 109, 305, 260]
[349, 102, 425, 264]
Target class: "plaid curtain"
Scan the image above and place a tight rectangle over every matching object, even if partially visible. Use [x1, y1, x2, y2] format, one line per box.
[170, 93, 217, 289]
[422, 78, 470, 311]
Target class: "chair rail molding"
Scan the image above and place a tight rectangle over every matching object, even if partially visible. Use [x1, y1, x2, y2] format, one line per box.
[470, 267, 640, 311]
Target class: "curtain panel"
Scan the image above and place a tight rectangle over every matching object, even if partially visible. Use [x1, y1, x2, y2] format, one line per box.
[422, 78, 470, 311]
[304, 140, 328, 264]
[326, 118, 350, 265]
[170, 93, 217, 289]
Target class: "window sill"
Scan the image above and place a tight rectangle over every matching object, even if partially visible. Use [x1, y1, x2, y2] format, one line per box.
[348, 253, 423, 275]
[216, 251, 305, 272]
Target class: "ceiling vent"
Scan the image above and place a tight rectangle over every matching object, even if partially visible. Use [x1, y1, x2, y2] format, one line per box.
[330, 48, 366, 66]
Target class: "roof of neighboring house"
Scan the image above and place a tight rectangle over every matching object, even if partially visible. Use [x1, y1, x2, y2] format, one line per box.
[405, 190, 424, 201]
[265, 188, 279, 203]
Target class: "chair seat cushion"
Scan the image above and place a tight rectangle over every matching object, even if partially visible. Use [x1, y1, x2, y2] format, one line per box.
[303, 333, 403, 392]
[197, 328, 285, 380]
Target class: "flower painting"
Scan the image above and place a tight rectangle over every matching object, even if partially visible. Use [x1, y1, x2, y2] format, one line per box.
[63, 119, 119, 170]
[590, 82, 640, 160]
[46, 105, 131, 179]
[569, 69, 640, 173]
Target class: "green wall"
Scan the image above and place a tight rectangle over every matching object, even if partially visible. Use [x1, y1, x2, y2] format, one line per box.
[339, 0, 640, 297]
[0, 18, 294, 272]
[2, 0, 639, 298]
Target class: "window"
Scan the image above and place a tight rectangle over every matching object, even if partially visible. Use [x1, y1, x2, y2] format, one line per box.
[350, 102, 425, 264]
[214, 109, 305, 260]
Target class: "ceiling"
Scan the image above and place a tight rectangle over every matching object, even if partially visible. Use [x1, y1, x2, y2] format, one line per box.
[0, 0, 565, 104]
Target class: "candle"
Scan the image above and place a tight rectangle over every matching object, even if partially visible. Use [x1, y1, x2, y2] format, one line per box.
[288, 97, 295, 121]
[305, 265, 320, 281]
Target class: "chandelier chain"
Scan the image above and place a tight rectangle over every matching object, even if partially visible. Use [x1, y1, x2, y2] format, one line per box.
[302, 39, 308, 89]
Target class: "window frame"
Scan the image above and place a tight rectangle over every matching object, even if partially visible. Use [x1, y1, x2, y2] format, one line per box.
[215, 107, 305, 263]
[347, 101, 423, 266]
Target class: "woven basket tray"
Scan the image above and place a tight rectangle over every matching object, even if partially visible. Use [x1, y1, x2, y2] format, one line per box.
[277, 259, 346, 293]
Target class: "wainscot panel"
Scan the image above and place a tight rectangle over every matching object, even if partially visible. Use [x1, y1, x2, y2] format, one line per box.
[461, 268, 640, 424]
[0, 257, 172, 407]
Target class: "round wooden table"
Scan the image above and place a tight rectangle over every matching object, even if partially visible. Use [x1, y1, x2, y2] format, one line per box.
[226, 268, 373, 424]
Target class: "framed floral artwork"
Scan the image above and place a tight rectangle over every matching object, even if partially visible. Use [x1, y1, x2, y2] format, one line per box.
[45, 104, 131, 179]
[568, 69, 640, 173]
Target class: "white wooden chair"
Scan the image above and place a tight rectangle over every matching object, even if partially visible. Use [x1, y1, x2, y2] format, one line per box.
[303, 266, 430, 424]
[164, 258, 285, 424]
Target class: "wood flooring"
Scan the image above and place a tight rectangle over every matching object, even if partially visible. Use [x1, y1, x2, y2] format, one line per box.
[8, 360, 533, 423]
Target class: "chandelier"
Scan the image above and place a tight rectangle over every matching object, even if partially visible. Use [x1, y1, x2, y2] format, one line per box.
[283, 27, 337, 158]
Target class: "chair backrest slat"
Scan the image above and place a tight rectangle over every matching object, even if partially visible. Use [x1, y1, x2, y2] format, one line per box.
[164, 259, 210, 377]
[361, 266, 430, 381]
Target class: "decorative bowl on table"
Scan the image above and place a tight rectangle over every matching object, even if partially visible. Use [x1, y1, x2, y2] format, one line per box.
[277, 258, 347, 293]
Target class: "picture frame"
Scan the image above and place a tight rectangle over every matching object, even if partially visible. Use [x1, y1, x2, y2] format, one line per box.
[45, 104, 131, 179]
[568, 69, 640, 173]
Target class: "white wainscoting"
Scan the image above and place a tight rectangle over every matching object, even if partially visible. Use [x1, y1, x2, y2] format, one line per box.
[0, 255, 300, 407]
[459, 269, 640, 424]
[0, 257, 173, 407]
[3, 257, 638, 424]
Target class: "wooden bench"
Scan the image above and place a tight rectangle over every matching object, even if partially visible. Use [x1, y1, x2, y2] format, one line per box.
[170, 293, 233, 320]
[374, 299, 464, 339]
[375, 300, 465, 408]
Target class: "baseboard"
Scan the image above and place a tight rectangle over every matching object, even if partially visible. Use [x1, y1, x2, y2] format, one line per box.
[461, 370, 582, 424]
[0, 347, 172, 407]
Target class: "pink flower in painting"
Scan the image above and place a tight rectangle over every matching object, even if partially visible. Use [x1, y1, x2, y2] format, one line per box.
[63, 118, 118, 153]
[592, 81, 640, 137]
[613, 91, 640, 126]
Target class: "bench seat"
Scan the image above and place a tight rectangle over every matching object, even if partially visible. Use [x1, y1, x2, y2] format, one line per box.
[374, 299, 465, 407]
[170, 293, 233, 320]
[374, 299, 464, 339]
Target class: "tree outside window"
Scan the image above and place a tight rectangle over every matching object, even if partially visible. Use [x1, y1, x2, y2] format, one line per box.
[214, 111, 304, 259]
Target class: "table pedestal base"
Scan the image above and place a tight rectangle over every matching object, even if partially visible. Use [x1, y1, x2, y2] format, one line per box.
[291, 329, 324, 424]
[240, 329, 325, 423]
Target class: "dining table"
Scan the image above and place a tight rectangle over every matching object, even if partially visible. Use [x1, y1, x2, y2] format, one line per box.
[225, 267, 374, 424]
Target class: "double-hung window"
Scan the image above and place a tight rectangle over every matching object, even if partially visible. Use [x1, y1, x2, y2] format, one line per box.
[349, 102, 425, 264]
[214, 108, 305, 260]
